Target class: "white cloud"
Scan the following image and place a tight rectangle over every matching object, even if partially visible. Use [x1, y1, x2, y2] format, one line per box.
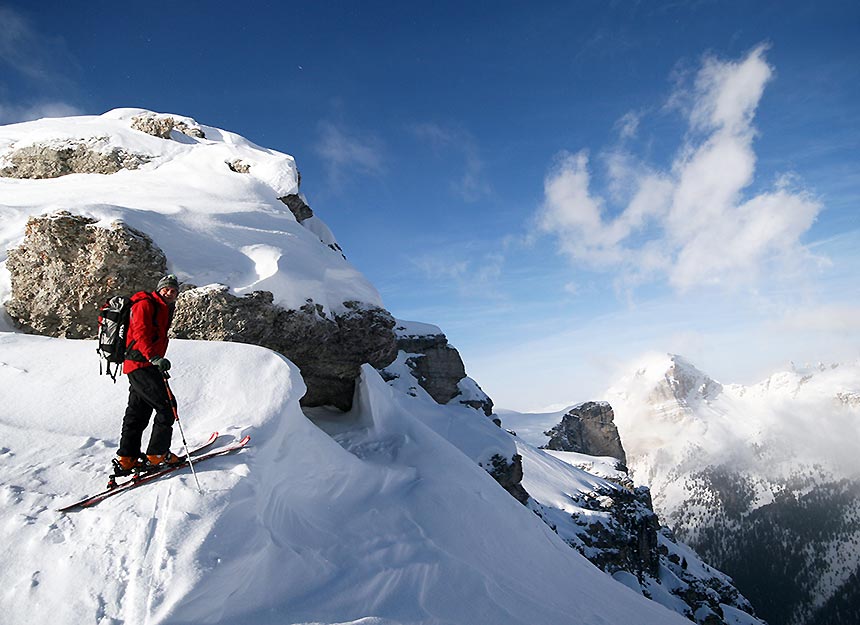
[538, 44, 823, 292]
[411, 122, 491, 202]
[774, 304, 860, 334]
[614, 111, 641, 140]
[0, 6, 76, 84]
[412, 247, 505, 297]
[0, 7, 82, 124]
[0, 101, 82, 125]
[314, 121, 385, 188]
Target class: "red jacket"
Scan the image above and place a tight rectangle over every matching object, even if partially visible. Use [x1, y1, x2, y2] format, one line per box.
[123, 290, 174, 374]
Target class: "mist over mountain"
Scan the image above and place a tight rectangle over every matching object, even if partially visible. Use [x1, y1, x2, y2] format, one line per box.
[601, 354, 860, 625]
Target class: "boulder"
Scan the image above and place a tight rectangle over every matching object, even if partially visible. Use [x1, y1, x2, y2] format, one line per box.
[4, 212, 167, 337]
[227, 159, 251, 174]
[0, 141, 150, 179]
[171, 286, 397, 410]
[543, 401, 627, 465]
[130, 113, 205, 139]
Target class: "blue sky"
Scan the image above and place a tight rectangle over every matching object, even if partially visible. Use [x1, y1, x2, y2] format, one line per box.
[2, 1, 858, 410]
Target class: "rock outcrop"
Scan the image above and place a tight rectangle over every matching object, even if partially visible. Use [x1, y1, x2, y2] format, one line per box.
[4, 212, 166, 337]
[130, 113, 205, 139]
[278, 194, 314, 223]
[171, 286, 397, 410]
[0, 140, 151, 179]
[5, 212, 397, 408]
[393, 322, 494, 416]
[531, 472, 763, 625]
[483, 453, 530, 504]
[542, 401, 627, 465]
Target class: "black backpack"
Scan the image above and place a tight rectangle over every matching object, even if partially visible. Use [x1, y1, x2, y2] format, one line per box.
[96, 293, 154, 381]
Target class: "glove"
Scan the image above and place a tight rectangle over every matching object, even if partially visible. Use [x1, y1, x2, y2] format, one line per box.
[150, 357, 171, 374]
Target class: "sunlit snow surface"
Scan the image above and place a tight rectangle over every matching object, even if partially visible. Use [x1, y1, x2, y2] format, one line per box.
[0, 334, 694, 625]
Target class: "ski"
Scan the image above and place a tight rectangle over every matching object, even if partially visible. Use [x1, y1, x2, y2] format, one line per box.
[58, 431, 221, 512]
[59, 433, 250, 513]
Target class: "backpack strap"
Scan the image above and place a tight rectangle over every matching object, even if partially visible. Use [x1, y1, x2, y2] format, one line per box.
[125, 292, 161, 363]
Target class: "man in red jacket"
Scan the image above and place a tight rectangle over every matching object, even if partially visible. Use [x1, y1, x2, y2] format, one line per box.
[114, 274, 183, 474]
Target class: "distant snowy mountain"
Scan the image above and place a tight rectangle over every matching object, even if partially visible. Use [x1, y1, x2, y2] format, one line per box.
[505, 354, 860, 625]
[605, 354, 860, 625]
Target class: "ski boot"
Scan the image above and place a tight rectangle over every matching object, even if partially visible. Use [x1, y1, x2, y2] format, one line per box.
[145, 451, 186, 469]
[108, 454, 146, 488]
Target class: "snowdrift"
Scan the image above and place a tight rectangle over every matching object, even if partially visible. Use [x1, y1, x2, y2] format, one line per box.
[0, 333, 690, 625]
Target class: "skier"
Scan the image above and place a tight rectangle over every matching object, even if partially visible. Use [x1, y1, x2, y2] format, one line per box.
[113, 274, 184, 474]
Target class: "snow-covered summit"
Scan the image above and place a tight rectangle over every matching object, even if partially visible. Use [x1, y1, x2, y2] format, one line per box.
[607, 353, 860, 480]
[0, 108, 379, 315]
[610, 353, 723, 414]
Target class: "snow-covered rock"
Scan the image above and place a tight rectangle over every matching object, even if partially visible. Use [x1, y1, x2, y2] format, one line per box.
[389, 318, 495, 416]
[0, 108, 377, 315]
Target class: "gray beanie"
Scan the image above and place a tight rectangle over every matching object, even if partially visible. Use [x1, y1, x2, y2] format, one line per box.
[156, 274, 179, 291]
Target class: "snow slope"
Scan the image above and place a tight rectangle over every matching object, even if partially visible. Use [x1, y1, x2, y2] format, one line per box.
[0, 333, 692, 625]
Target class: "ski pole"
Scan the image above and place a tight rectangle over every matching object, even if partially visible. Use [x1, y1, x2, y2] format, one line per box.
[163, 373, 203, 493]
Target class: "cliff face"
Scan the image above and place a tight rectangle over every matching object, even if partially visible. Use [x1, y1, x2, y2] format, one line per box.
[390, 320, 495, 417]
[172, 286, 397, 410]
[542, 401, 627, 465]
[519, 441, 765, 625]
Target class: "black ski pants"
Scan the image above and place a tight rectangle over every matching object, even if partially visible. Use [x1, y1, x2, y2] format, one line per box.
[117, 366, 176, 457]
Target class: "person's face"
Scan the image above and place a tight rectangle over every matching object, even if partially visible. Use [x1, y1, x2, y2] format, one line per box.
[158, 285, 179, 305]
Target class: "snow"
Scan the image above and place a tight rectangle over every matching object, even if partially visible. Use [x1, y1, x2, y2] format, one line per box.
[502, 352, 860, 513]
[0, 109, 381, 315]
[0, 332, 692, 625]
[603, 352, 860, 517]
[393, 319, 443, 339]
[0, 108, 697, 623]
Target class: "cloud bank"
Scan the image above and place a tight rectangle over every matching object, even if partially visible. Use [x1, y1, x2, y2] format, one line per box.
[538, 44, 822, 292]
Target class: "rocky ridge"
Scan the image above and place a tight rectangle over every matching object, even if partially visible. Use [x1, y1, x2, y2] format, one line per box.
[390, 320, 495, 417]
[1, 110, 771, 625]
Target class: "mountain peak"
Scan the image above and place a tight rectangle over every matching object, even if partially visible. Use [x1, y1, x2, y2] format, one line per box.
[664, 354, 723, 405]
[620, 353, 723, 409]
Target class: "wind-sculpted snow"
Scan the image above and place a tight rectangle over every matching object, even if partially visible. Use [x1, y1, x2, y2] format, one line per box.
[0, 333, 694, 625]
